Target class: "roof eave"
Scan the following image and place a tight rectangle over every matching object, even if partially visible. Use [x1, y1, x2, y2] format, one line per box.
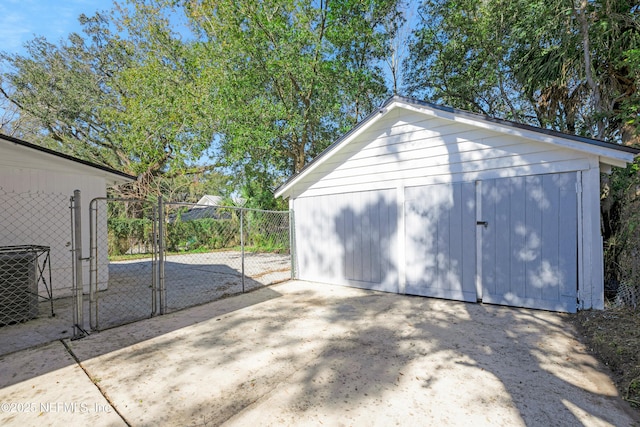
[275, 95, 640, 199]
[0, 133, 137, 185]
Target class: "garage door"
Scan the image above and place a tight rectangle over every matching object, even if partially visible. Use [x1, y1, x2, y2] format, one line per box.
[405, 182, 477, 302]
[480, 173, 578, 312]
[404, 172, 579, 312]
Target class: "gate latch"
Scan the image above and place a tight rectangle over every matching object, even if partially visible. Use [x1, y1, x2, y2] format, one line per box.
[476, 221, 488, 228]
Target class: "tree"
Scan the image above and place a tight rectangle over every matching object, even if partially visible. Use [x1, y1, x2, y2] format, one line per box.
[382, 1, 412, 95]
[182, 0, 400, 194]
[406, 0, 639, 143]
[405, 0, 533, 121]
[0, 7, 218, 201]
[1, 0, 403, 208]
[406, 0, 640, 293]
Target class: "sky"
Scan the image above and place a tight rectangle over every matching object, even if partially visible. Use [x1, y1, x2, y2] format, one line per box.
[0, 0, 116, 55]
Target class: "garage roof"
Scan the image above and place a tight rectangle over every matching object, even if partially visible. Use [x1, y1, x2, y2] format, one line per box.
[275, 95, 639, 199]
[0, 133, 136, 186]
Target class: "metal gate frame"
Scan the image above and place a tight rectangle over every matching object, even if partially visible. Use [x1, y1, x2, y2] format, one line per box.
[87, 196, 292, 331]
[88, 197, 159, 331]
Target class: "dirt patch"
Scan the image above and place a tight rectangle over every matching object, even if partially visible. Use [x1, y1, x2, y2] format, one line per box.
[573, 307, 640, 410]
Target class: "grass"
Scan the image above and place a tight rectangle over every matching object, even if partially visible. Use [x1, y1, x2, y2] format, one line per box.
[109, 245, 289, 262]
[572, 307, 640, 409]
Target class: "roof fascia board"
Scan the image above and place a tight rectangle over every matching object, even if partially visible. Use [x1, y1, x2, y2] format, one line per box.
[0, 134, 136, 184]
[274, 103, 396, 198]
[397, 101, 636, 166]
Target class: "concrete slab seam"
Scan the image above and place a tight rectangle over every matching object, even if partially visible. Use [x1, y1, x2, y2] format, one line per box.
[219, 358, 310, 425]
[60, 339, 132, 427]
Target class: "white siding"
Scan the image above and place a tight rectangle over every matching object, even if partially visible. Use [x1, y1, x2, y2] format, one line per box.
[293, 189, 398, 292]
[292, 109, 593, 199]
[0, 168, 107, 297]
[287, 105, 608, 310]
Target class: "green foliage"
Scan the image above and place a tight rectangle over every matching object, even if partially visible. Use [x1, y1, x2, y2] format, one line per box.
[108, 208, 290, 256]
[165, 217, 239, 252]
[243, 210, 290, 253]
[604, 157, 640, 294]
[406, 0, 640, 142]
[108, 217, 154, 255]
[1, 0, 404, 208]
[406, 0, 531, 119]
[0, 7, 217, 201]
[184, 0, 400, 196]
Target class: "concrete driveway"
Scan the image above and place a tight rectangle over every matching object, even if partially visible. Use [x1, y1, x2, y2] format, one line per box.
[0, 281, 638, 426]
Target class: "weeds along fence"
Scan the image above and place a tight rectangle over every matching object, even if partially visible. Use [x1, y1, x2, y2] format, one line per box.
[605, 186, 640, 310]
[89, 197, 292, 330]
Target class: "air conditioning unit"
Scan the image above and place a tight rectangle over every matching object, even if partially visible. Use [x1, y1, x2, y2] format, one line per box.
[0, 251, 39, 326]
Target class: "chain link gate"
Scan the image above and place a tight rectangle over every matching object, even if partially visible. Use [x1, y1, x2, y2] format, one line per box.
[88, 197, 292, 330]
[89, 197, 158, 330]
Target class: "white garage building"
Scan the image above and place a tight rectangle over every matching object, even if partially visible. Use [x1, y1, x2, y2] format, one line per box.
[0, 133, 135, 299]
[275, 96, 639, 312]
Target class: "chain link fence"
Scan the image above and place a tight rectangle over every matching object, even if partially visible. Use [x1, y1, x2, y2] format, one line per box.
[1, 190, 293, 341]
[162, 202, 291, 313]
[89, 198, 158, 330]
[88, 198, 292, 330]
[605, 183, 640, 311]
[0, 188, 71, 327]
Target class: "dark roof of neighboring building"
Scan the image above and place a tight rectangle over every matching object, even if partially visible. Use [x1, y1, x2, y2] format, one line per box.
[168, 206, 232, 222]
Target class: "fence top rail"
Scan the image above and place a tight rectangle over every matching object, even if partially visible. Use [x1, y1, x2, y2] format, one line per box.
[89, 197, 289, 214]
[90, 197, 157, 204]
[0, 244, 50, 254]
[163, 201, 290, 214]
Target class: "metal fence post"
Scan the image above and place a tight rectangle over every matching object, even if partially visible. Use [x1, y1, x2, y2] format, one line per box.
[240, 209, 245, 292]
[72, 190, 86, 339]
[151, 204, 158, 316]
[289, 209, 296, 279]
[89, 199, 97, 330]
[158, 195, 166, 314]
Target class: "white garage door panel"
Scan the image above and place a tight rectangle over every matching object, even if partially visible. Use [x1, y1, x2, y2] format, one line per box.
[481, 173, 578, 313]
[294, 190, 398, 292]
[405, 182, 477, 302]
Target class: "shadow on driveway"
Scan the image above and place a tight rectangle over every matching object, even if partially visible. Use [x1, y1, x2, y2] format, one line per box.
[1, 281, 638, 426]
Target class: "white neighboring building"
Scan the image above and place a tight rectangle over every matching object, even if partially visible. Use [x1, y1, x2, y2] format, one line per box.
[194, 195, 245, 207]
[195, 195, 223, 207]
[276, 96, 640, 312]
[0, 133, 135, 297]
